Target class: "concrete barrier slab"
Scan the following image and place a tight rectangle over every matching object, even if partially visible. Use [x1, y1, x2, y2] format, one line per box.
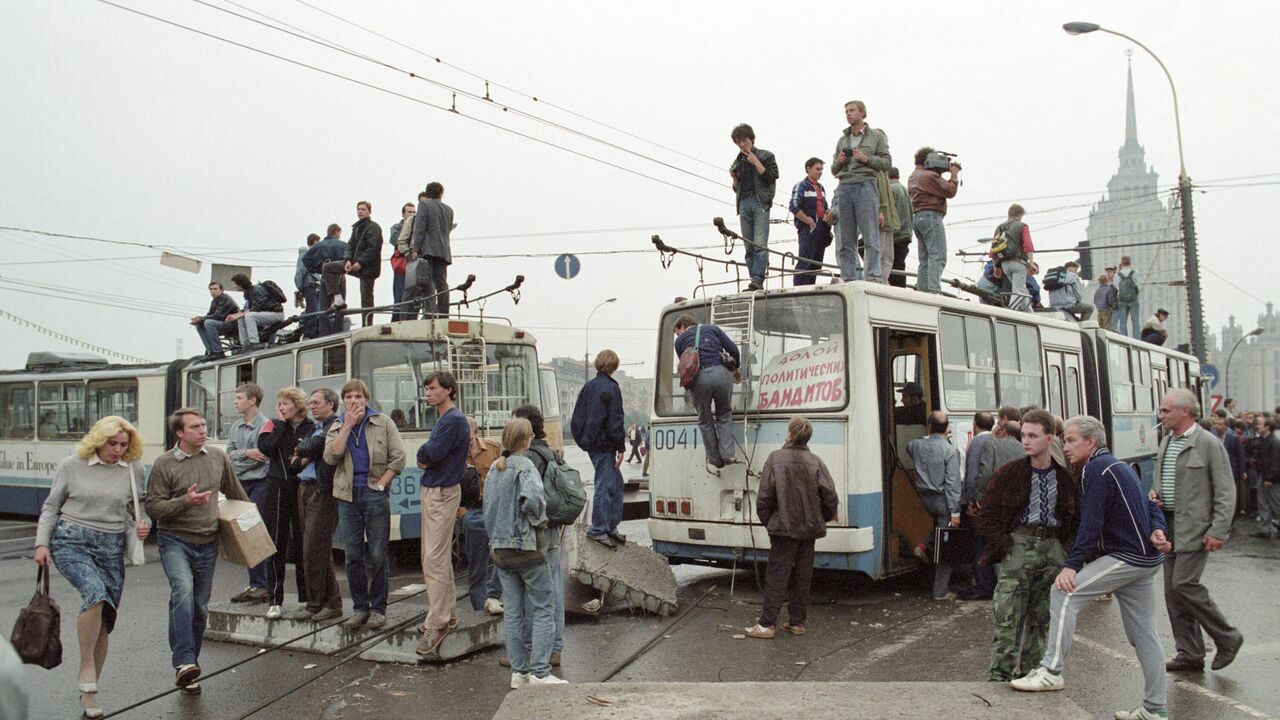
[491, 682, 1093, 720]
[205, 594, 502, 665]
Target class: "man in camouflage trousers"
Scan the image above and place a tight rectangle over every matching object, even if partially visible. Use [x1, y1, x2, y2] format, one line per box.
[975, 410, 1079, 680]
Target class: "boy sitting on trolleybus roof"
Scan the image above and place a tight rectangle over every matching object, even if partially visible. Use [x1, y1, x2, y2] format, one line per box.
[744, 417, 839, 639]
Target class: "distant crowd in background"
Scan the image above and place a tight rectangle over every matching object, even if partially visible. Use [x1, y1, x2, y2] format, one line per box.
[190, 184, 456, 359]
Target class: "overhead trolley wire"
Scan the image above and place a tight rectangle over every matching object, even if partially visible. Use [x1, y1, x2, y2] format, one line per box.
[286, 0, 727, 174]
[91, 0, 735, 208]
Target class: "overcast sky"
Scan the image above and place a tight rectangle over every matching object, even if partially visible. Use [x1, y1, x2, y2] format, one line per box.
[2, 0, 1277, 376]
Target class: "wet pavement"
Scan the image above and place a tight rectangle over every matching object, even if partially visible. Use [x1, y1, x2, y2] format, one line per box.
[4, 476, 1277, 719]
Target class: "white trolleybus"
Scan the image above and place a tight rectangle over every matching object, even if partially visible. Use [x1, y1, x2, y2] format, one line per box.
[0, 318, 563, 544]
[645, 282, 1205, 579]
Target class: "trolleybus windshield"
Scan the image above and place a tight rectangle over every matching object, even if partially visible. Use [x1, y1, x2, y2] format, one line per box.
[353, 340, 540, 432]
[656, 293, 847, 416]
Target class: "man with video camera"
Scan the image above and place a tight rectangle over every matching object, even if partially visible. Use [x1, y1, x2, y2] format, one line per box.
[908, 147, 960, 294]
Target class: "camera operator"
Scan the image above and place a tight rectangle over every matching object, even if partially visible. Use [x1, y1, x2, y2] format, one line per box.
[908, 147, 960, 294]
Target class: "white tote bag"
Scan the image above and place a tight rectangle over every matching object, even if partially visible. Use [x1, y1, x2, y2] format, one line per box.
[125, 464, 146, 567]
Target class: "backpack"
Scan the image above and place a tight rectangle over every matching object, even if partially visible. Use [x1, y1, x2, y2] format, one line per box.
[261, 280, 288, 305]
[1042, 266, 1068, 291]
[990, 220, 1026, 264]
[529, 445, 586, 527]
[677, 324, 703, 389]
[1116, 271, 1139, 304]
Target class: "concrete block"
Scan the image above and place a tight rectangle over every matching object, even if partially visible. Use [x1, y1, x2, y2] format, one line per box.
[570, 528, 678, 616]
[491, 682, 1093, 720]
[205, 596, 502, 665]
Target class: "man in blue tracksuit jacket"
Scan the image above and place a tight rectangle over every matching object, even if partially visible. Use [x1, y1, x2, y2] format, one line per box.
[1010, 415, 1171, 720]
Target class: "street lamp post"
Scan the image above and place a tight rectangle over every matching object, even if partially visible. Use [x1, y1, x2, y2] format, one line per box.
[584, 297, 617, 381]
[1063, 22, 1205, 361]
[1224, 328, 1263, 399]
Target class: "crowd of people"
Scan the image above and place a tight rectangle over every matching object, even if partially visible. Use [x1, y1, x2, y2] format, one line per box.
[32, 368, 592, 714]
[190, 186, 457, 359]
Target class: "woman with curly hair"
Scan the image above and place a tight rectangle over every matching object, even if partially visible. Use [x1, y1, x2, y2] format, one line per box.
[34, 415, 150, 718]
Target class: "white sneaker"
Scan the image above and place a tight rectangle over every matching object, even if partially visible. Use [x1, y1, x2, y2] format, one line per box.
[484, 598, 505, 615]
[1115, 707, 1168, 720]
[1010, 666, 1065, 692]
[266, 605, 282, 620]
[529, 674, 568, 685]
[509, 672, 529, 689]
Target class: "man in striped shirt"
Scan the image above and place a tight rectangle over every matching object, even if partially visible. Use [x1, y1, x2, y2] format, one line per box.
[1154, 389, 1243, 673]
[1011, 415, 1171, 720]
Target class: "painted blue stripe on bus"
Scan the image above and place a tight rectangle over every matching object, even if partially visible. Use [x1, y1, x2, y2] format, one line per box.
[651, 420, 845, 449]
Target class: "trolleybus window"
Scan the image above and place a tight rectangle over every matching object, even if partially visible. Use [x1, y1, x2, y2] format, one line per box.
[994, 322, 1044, 408]
[186, 368, 217, 433]
[255, 352, 294, 412]
[297, 345, 346, 397]
[216, 363, 252, 438]
[0, 383, 35, 439]
[1110, 346, 1135, 413]
[38, 381, 87, 439]
[87, 379, 138, 424]
[539, 367, 561, 420]
[654, 294, 847, 415]
[939, 313, 996, 411]
[1064, 354, 1083, 417]
[1135, 349, 1154, 412]
[468, 344, 539, 429]
[1047, 364, 1065, 418]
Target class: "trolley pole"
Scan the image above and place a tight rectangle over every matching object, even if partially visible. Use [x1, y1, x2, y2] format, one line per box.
[1180, 178, 1206, 360]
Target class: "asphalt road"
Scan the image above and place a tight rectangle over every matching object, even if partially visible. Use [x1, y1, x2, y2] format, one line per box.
[4, 465, 1277, 719]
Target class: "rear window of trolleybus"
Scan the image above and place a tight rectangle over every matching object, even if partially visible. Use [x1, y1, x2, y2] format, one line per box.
[655, 293, 848, 416]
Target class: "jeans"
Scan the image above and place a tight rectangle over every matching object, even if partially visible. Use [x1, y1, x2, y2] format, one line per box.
[301, 284, 322, 338]
[241, 479, 270, 591]
[337, 486, 390, 614]
[497, 561, 555, 678]
[196, 319, 226, 355]
[738, 196, 770, 284]
[238, 311, 284, 345]
[1002, 260, 1031, 312]
[587, 451, 623, 539]
[794, 224, 826, 286]
[157, 531, 219, 668]
[835, 180, 881, 281]
[1114, 301, 1141, 337]
[692, 364, 735, 464]
[890, 238, 910, 288]
[463, 508, 502, 610]
[318, 268, 346, 336]
[912, 210, 947, 293]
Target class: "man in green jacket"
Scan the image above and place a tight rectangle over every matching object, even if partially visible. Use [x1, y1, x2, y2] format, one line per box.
[1153, 389, 1244, 673]
[830, 101, 891, 283]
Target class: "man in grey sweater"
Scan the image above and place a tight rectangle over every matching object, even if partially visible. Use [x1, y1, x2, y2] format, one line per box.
[144, 408, 247, 694]
[908, 411, 962, 599]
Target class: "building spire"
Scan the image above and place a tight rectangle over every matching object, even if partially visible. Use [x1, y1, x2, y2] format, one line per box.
[1123, 52, 1140, 151]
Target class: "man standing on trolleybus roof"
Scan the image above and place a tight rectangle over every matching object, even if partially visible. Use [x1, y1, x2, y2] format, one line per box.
[729, 124, 779, 291]
[831, 100, 891, 283]
[673, 315, 742, 470]
[993, 204, 1036, 312]
[908, 147, 959, 294]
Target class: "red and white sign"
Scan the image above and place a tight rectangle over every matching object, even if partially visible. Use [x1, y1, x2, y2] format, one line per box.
[755, 339, 846, 410]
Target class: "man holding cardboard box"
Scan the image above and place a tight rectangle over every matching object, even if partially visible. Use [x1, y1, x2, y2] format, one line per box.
[144, 408, 248, 695]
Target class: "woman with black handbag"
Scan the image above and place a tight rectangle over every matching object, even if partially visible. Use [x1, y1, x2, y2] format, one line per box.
[33, 415, 149, 718]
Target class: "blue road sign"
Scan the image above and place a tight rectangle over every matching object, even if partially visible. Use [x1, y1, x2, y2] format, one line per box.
[1202, 363, 1219, 389]
[555, 253, 581, 280]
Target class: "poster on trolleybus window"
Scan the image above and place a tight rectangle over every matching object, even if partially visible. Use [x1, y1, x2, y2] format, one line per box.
[753, 338, 846, 411]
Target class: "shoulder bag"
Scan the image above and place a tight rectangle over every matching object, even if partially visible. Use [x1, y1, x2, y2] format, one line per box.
[9, 565, 62, 668]
[126, 464, 146, 567]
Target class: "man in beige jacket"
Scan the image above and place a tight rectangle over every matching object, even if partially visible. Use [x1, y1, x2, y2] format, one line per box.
[1153, 389, 1243, 673]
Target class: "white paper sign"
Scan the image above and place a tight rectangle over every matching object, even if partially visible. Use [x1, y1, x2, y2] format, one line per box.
[755, 338, 846, 410]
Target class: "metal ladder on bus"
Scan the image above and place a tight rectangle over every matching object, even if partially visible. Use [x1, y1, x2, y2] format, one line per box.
[709, 295, 754, 468]
[449, 338, 489, 429]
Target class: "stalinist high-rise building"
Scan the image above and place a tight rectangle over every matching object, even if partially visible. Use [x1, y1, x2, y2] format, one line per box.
[1082, 60, 1189, 349]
